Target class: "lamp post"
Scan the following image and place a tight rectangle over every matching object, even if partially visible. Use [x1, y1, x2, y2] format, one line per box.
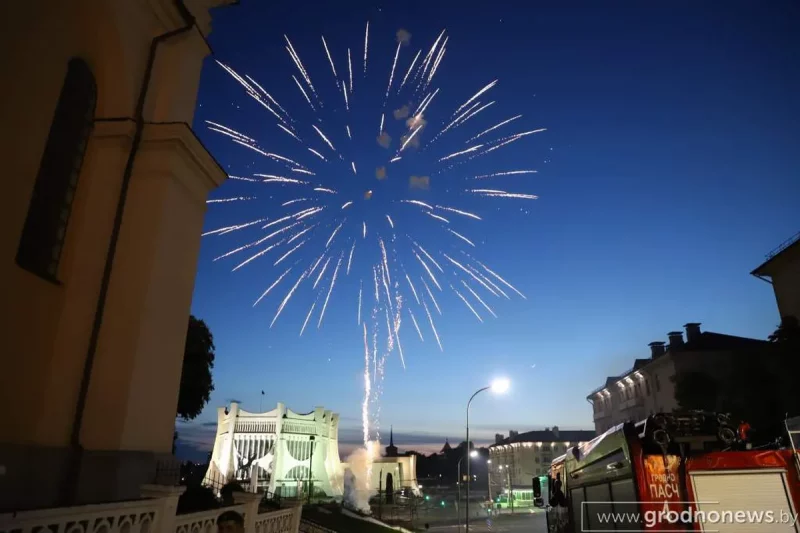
[457, 450, 478, 533]
[307, 436, 315, 504]
[487, 460, 492, 504]
[466, 378, 509, 533]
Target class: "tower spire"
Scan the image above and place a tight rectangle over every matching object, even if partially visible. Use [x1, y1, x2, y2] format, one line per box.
[390, 425, 394, 446]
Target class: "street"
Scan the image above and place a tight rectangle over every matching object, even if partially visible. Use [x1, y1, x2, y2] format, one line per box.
[426, 512, 546, 532]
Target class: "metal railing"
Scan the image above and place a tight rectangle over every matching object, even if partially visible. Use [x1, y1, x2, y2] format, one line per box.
[764, 231, 800, 260]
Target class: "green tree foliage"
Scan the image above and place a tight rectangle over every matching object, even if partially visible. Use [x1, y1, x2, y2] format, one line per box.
[672, 371, 719, 411]
[177, 316, 215, 421]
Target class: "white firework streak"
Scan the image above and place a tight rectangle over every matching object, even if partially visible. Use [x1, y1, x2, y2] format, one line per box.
[435, 100, 483, 140]
[474, 170, 538, 179]
[372, 266, 380, 303]
[399, 123, 424, 152]
[474, 259, 526, 299]
[253, 268, 292, 307]
[362, 321, 371, 445]
[232, 238, 286, 271]
[443, 253, 499, 296]
[414, 242, 443, 272]
[380, 262, 394, 317]
[413, 251, 441, 291]
[384, 307, 395, 354]
[468, 189, 539, 200]
[342, 82, 349, 110]
[357, 280, 362, 324]
[408, 308, 424, 341]
[254, 174, 308, 185]
[205, 121, 256, 143]
[317, 253, 343, 328]
[466, 263, 509, 299]
[455, 101, 495, 128]
[287, 223, 316, 243]
[231, 139, 307, 169]
[417, 30, 445, 87]
[452, 79, 498, 117]
[270, 270, 307, 328]
[274, 239, 307, 266]
[462, 280, 497, 318]
[422, 295, 443, 351]
[425, 212, 449, 224]
[426, 37, 447, 85]
[311, 125, 336, 152]
[400, 199, 433, 210]
[363, 21, 369, 73]
[398, 49, 421, 92]
[243, 74, 291, 119]
[421, 278, 442, 314]
[346, 125, 352, 139]
[379, 113, 385, 134]
[314, 257, 332, 289]
[447, 228, 475, 247]
[214, 221, 300, 261]
[390, 156, 402, 163]
[405, 273, 420, 304]
[348, 48, 354, 92]
[385, 42, 401, 100]
[284, 36, 318, 98]
[293, 168, 316, 176]
[296, 206, 325, 220]
[351, 162, 357, 175]
[246, 91, 287, 124]
[347, 242, 356, 274]
[452, 285, 483, 322]
[307, 251, 327, 279]
[439, 144, 483, 162]
[394, 297, 406, 370]
[436, 205, 482, 220]
[278, 124, 302, 142]
[416, 88, 439, 116]
[326, 222, 344, 248]
[292, 75, 314, 110]
[308, 147, 327, 161]
[386, 215, 394, 228]
[321, 36, 338, 77]
[300, 300, 316, 337]
[466, 114, 522, 144]
[481, 128, 547, 155]
[225, 175, 259, 183]
[342, 201, 353, 209]
[202, 218, 266, 237]
[363, 222, 367, 239]
[206, 196, 256, 204]
[314, 187, 337, 194]
[379, 239, 391, 287]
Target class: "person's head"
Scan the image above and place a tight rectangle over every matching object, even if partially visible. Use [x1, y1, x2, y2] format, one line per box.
[217, 511, 244, 533]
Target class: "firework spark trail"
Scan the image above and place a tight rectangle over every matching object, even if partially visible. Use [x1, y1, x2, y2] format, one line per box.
[278, 124, 302, 142]
[206, 196, 256, 204]
[408, 308, 424, 341]
[447, 228, 475, 247]
[399, 123, 424, 152]
[404, 273, 420, 304]
[416, 30, 445, 90]
[372, 266, 380, 302]
[425, 37, 447, 86]
[243, 146, 305, 168]
[453, 285, 483, 322]
[421, 278, 442, 314]
[314, 257, 331, 289]
[394, 296, 406, 369]
[362, 322, 370, 444]
[321, 36, 338, 78]
[480, 128, 547, 156]
[452, 79, 498, 117]
[357, 280, 363, 324]
[326, 222, 344, 248]
[296, 206, 325, 220]
[300, 301, 317, 337]
[291, 168, 315, 175]
[443, 253, 499, 296]
[380, 263, 394, 318]
[398, 49, 421, 92]
[433, 100, 483, 141]
[466, 114, 522, 143]
[385, 42, 401, 100]
[422, 296, 443, 351]
[363, 222, 367, 238]
[474, 259, 527, 299]
[233, 238, 286, 271]
[342, 201, 353, 209]
[439, 144, 483, 162]
[468, 189, 539, 200]
[347, 242, 356, 274]
[474, 170, 538, 179]
[314, 187, 336, 194]
[270, 270, 307, 327]
[379, 239, 392, 287]
[225, 175, 259, 182]
[414, 251, 441, 291]
[246, 91, 288, 123]
[307, 147, 327, 161]
[287, 223, 316, 243]
[464, 263, 509, 299]
[346, 125, 352, 139]
[363, 22, 369, 73]
[318, 253, 343, 327]
[205, 121, 257, 143]
[208, 126, 254, 144]
[379, 113, 385, 134]
[254, 174, 308, 185]
[425, 212, 449, 224]
[274, 239, 307, 265]
[292, 75, 314, 110]
[253, 268, 292, 307]
[284, 36, 318, 99]
[202, 218, 266, 237]
[390, 156, 401, 163]
[384, 302, 395, 354]
[400, 199, 433, 210]
[244, 74, 292, 120]
[416, 88, 439, 117]
[311, 125, 336, 152]
[214, 221, 301, 261]
[455, 101, 495, 128]
[436, 205, 482, 220]
[342, 82, 349, 110]
[348, 48, 354, 92]
[386, 215, 394, 228]
[414, 242, 443, 272]
[351, 162, 357, 175]
[462, 280, 497, 318]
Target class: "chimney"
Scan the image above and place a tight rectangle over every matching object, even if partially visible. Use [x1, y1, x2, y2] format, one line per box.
[495, 433, 504, 444]
[509, 430, 519, 438]
[648, 341, 666, 358]
[552, 426, 560, 438]
[684, 323, 701, 343]
[667, 331, 684, 348]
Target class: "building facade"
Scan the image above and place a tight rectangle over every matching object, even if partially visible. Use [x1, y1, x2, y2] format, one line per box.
[488, 427, 594, 506]
[752, 232, 800, 321]
[587, 323, 767, 434]
[204, 403, 419, 499]
[0, 0, 231, 510]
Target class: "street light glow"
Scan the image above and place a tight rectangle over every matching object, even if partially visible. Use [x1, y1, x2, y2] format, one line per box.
[491, 378, 510, 394]
[470, 450, 479, 458]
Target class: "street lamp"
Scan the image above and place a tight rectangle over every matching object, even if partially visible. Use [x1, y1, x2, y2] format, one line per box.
[457, 450, 479, 533]
[466, 378, 509, 533]
[307, 436, 315, 504]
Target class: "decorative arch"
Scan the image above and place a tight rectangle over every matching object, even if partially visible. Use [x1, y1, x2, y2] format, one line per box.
[16, 57, 96, 281]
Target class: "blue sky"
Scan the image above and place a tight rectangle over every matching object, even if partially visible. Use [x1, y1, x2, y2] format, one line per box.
[182, 0, 799, 459]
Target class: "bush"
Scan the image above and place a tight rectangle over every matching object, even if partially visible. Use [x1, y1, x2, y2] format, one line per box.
[177, 485, 220, 514]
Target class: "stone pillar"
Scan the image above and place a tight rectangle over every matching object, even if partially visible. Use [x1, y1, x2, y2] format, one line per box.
[141, 484, 186, 533]
[232, 491, 262, 533]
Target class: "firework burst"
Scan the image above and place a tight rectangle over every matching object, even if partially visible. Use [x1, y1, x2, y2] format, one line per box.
[203, 23, 544, 443]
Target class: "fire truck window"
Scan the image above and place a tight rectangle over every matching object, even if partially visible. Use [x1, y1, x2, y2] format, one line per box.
[570, 487, 586, 530]
[610, 479, 641, 530]
[584, 483, 612, 530]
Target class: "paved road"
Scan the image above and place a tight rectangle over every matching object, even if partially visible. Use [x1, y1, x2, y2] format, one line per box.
[426, 513, 547, 532]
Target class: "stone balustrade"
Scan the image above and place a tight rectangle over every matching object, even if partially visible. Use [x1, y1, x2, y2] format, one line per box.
[0, 486, 301, 533]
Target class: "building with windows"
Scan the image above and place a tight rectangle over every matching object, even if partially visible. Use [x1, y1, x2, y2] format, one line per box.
[587, 323, 767, 434]
[488, 427, 594, 507]
[0, 0, 231, 511]
[752, 231, 800, 321]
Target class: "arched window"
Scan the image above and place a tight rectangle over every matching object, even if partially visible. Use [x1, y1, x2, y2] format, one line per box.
[16, 58, 96, 281]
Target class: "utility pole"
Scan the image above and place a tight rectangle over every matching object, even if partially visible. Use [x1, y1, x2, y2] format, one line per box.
[307, 436, 315, 505]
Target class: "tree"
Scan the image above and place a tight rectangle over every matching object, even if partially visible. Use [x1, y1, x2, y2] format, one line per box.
[177, 315, 216, 421]
[672, 371, 719, 411]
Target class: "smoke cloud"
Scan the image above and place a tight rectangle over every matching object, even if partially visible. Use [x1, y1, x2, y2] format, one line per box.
[393, 105, 410, 120]
[376, 167, 387, 180]
[396, 29, 411, 46]
[409, 176, 430, 190]
[342, 440, 381, 513]
[377, 132, 392, 149]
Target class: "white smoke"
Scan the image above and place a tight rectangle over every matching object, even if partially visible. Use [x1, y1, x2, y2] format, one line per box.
[343, 440, 381, 513]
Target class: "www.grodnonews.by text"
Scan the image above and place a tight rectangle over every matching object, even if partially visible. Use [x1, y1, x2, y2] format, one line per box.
[580, 502, 799, 531]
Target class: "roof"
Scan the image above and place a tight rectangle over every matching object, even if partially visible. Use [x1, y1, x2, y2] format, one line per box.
[752, 231, 800, 277]
[489, 428, 596, 447]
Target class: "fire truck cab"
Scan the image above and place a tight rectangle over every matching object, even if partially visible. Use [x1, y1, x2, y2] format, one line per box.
[546, 412, 800, 532]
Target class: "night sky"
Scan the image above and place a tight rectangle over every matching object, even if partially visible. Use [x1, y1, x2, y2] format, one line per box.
[180, 0, 800, 459]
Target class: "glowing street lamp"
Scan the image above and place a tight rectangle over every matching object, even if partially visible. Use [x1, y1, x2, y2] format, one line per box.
[466, 378, 510, 533]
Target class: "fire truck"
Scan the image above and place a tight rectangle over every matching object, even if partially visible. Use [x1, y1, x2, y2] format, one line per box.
[546, 411, 800, 532]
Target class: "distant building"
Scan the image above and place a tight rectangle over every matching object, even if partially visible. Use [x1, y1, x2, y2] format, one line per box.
[587, 323, 767, 434]
[752, 231, 800, 321]
[489, 427, 594, 507]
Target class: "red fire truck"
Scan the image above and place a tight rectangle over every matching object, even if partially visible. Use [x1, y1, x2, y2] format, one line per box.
[546, 412, 800, 532]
